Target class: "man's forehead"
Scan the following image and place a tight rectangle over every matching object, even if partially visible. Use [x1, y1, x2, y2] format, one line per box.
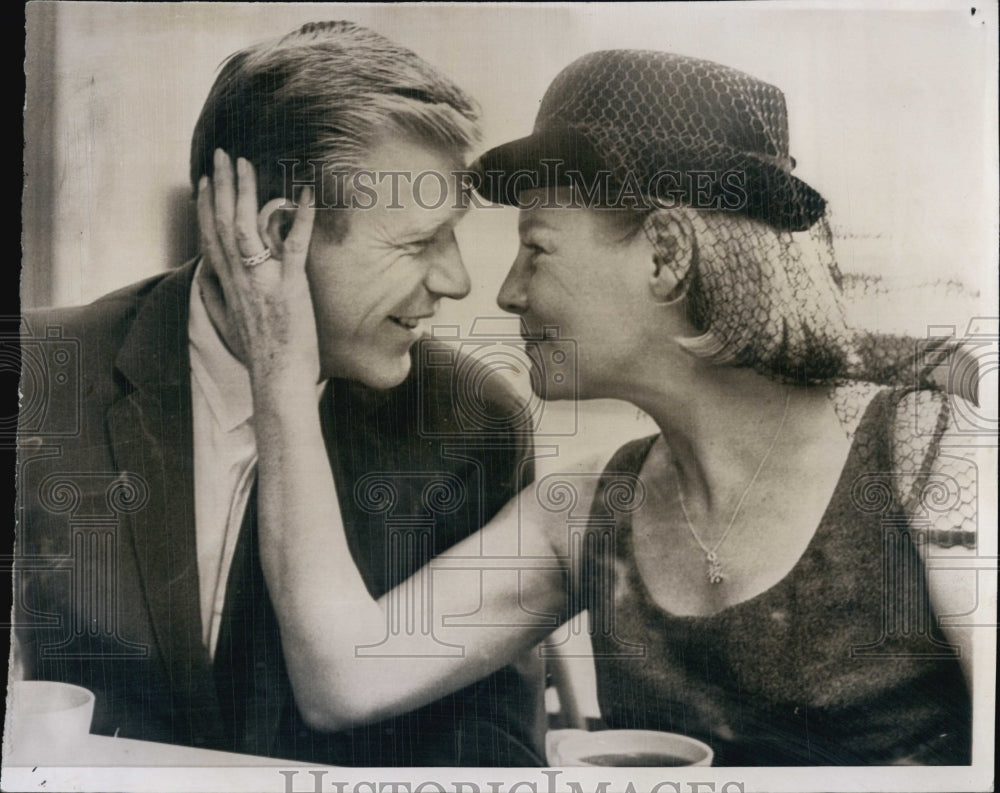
[364, 150, 468, 215]
[396, 202, 469, 235]
[351, 193, 468, 240]
[364, 133, 468, 175]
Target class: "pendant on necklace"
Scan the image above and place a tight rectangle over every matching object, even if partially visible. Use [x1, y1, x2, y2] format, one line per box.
[706, 551, 724, 585]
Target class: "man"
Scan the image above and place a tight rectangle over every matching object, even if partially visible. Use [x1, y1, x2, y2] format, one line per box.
[15, 20, 544, 766]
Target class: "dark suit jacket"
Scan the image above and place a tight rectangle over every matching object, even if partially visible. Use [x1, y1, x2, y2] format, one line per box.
[15, 262, 546, 766]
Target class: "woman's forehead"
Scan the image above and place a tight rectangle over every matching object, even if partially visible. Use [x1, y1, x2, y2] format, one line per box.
[517, 202, 642, 242]
[516, 188, 591, 234]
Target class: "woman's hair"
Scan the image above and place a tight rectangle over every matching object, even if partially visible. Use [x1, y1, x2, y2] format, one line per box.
[606, 204, 858, 384]
[190, 21, 480, 225]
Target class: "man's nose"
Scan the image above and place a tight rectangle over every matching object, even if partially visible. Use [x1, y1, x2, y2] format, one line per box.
[496, 251, 529, 315]
[425, 236, 471, 300]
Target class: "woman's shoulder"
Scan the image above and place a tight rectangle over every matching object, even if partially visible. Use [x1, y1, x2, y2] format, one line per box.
[825, 382, 983, 551]
[831, 380, 964, 451]
[887, 386, 982, 479]
[887, 387, 984, 550]
[552, 435, 661, 497]
[533, 437, 660, 531]
[888, 387, 949, 467]
[527, 442, 656, 558]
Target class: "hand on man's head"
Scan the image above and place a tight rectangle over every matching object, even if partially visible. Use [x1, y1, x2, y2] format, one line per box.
[197, 149, 320, 391]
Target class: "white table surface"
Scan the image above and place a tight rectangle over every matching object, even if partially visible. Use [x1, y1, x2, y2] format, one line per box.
[4, 731, 312, 767]
[2, 732, 322, 792]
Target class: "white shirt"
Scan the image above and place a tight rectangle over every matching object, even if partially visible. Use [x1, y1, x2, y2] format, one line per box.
[188, 263, 328, 659]
[188, 265, 259, 658]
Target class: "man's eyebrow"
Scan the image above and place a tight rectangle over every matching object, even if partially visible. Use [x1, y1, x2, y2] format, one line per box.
[397, 208, 468, 240]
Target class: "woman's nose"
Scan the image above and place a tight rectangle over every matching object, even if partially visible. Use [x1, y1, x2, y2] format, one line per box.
[496, 253, 529, 314]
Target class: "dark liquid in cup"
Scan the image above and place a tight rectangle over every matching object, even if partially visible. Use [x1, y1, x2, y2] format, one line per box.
[580, 752, 691, 767]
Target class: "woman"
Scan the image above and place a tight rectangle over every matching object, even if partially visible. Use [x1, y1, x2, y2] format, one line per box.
[199, 50, 978, 765]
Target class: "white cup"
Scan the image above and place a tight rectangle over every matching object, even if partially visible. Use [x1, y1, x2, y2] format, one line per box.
[5, 681, 96, 763]
[546, 729, 713, 767]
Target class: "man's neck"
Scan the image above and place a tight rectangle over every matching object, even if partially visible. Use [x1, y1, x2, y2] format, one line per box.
[195, 258, 248, 365]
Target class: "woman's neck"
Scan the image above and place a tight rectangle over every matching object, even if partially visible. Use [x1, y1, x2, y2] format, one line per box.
[616, 356, 839, 512]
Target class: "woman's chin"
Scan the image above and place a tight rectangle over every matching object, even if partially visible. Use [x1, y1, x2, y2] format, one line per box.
[529, 377, 578, 402]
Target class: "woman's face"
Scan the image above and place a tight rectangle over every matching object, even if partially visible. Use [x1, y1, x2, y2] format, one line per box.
[496, 191, 656, 400]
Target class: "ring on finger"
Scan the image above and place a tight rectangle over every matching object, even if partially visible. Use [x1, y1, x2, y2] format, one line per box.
[241, 248, 273, 268]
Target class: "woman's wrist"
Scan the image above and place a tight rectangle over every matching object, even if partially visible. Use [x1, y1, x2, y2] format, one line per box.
[251, 379, 321, 421]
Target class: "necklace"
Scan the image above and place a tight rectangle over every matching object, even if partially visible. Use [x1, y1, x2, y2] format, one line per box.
[674, 390, 791, 585]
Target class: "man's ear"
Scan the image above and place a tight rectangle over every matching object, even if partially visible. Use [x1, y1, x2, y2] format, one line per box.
[647, 210, 695, 304]
[258, 198, 298, 258]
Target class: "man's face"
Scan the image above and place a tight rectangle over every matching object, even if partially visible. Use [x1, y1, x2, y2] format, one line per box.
[306, 137, 471, 388]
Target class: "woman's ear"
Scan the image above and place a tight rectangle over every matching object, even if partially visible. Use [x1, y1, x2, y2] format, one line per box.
[258, 197, 298, 258]
[647, 210, 695, 304]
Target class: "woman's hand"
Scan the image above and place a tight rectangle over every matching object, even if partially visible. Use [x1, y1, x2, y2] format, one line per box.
[196, 149, 319, 401]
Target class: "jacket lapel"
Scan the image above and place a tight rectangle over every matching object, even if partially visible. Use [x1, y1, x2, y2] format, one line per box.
[106, 262, 225, 745]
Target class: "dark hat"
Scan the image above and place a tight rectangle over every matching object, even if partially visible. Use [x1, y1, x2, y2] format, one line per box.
[473, 50, 826, 231]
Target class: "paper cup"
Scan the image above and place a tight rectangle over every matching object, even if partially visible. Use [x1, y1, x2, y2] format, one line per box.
[546, 728, 713, 767]
[6, 681, 96, 762]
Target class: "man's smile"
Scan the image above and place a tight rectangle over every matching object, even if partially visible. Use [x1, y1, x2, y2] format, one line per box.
[388, 313, 431, 331]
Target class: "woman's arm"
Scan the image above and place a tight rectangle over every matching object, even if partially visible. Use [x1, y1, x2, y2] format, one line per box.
[258, 394, 571, 731]
[197, 151, 582, 732]
[917, 432, 996, 694]
[894, 389, 997, 692]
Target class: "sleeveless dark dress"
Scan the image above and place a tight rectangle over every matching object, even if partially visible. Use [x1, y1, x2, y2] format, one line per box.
[582, 390, 971, 765]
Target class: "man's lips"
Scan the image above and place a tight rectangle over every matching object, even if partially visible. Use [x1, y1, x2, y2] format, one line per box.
[389, 314, 433, 330]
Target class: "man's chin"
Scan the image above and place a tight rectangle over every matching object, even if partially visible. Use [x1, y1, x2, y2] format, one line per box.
[326, 352, 413, 391]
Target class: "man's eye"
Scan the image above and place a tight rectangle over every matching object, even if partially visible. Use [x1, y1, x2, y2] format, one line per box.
[405, 236, 437, 252]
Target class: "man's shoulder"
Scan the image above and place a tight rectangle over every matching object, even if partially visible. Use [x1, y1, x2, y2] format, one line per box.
[22, 271, 176, 343]
[20, 264, 199, 361]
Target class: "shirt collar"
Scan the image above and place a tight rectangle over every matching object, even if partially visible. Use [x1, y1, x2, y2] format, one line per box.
[188, 260, 254, 432]
[188, 260, 328, 432]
